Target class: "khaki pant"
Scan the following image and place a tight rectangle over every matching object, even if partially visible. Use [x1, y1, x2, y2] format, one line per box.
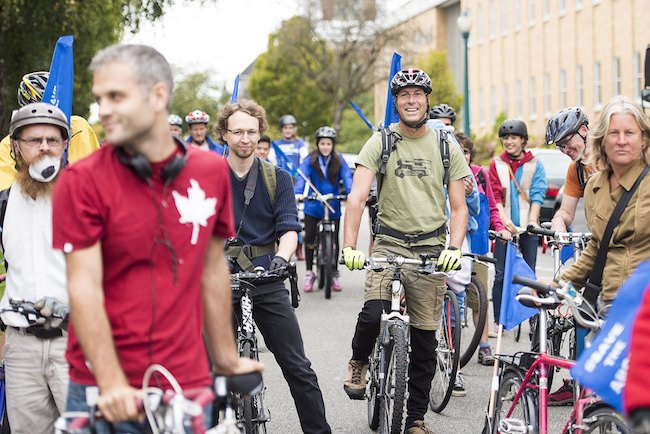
[364, 239, 446, 330]
[3, 327, 69, 434]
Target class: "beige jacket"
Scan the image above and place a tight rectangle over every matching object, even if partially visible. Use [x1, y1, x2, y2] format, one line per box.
[561, 160, 650, 301]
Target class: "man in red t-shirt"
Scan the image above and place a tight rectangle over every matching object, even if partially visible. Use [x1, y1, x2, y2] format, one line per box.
[52, 44, 260, 431]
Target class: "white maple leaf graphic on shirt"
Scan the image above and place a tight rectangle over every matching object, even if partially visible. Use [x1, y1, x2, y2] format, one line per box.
[172, 179, 217, 245]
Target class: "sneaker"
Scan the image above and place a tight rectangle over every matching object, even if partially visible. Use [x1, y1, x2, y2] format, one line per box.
[343, 360, 368, 400]
[548, 379, 575, 406]
[477, 345, 495, 366]
[303, 271, 316, 292]
[296, 243, 304, 261]
[488, 323, 499, 338]
[331, 277, 342, 292]
[406, 420, 436, 434]
[452, 371, 466, 397]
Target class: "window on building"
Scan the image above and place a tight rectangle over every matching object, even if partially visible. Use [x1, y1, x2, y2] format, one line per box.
[528, 0, 535, 25]
[560, 69, 567, 108]
[594, 61, 602, 110]
[543, 0, 550, 19]
[501, 0, 508, 34]
[529, 77, 537, 119]
[516, 80, 522, 117]
[613, 57, 622, 96]
[489, 0, 496, 38]
[576, 65, 583, 106]
[559, 0, 566, 14]
[514, 0, 521, 31]
[576, 0, 583, 10]
[503, 83, 509, 114]
[544, 73, 551, 115]
[634, 52, 643, 101]
[491, 85, 497, 121]
[478, 3, 484, 42]
[478, 89, 485, 126]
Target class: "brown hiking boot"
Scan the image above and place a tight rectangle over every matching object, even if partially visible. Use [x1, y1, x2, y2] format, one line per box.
[406, 420, 436, 434]
[343, 359, 368, 400]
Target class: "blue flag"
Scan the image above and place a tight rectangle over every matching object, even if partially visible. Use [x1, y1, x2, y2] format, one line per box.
[230, 74, 240, 103]
[349, 101, 374, 130]
[270, 142, 297, 175]
[499, 242, 538, 330]
[571, 260, 650, 411]
[383, 53, 402, 127]
[43, 35, 74, 124]
[559, 226, 576, 264]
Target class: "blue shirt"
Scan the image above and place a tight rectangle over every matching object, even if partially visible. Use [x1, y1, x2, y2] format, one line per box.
[294, 152, 353, 220]
[186, 136, 229, 157]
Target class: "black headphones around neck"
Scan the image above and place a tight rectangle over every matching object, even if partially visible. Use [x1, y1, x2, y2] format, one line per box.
[116, 138, 189, 185]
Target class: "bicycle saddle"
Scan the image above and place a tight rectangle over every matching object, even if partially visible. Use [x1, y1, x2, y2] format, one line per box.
[214, 372, 264, 398]
[516, 287, 562, 310]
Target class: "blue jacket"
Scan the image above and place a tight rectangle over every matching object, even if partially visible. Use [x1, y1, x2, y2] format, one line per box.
[186, 136, 229, 157]
[294, 152, 353, 220]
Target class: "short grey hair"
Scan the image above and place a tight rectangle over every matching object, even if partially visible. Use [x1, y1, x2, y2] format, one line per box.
[90, 44, 174, 109]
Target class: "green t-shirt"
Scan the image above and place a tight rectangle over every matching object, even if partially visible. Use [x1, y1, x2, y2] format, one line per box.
[356, 124, 470, 247]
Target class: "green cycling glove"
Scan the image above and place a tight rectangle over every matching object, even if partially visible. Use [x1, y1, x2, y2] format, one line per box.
[342, 247, 366, 271]
[437, 247, 462, 272]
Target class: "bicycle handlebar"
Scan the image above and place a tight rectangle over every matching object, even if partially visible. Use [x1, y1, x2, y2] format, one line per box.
[231, 264, 300, 308]
[0, 298, 46, 326]
[300, 194, 347, 203]
[512, 275, 602, 330]
[526, 224, 556, 238]
[526, 224, 592, 245]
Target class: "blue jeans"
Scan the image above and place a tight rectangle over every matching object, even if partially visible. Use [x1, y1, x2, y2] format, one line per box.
[492, 234, 539, 321]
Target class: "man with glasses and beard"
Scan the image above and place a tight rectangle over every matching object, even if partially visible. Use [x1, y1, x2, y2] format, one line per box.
[0, 102, 72, 433]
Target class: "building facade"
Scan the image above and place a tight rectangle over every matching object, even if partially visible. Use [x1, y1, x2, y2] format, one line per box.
[376, 0, 649, 142]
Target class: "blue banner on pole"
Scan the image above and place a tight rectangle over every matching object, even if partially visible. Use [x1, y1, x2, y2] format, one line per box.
[571, 260, 650, 411]
[349, 101, 374, 130]
[230, 74, 240, 103]
[383, 53, 401, 128]
[43, 35, 74, 124]
[499, 242, 538, 330]
[270, 142, 297, 175]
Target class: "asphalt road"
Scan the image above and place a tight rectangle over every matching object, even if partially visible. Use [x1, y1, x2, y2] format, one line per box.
[257, 210, 574, 433]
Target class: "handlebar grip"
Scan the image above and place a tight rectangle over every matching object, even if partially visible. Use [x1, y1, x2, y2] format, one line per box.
[469, 254, 497, 264]
[512, 275, 555, 295]
[527, 224, 555, 237]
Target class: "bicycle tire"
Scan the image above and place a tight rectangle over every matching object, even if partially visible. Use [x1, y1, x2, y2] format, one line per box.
[460, 276, 488, 368]
[240, 340, 267, 434]
[572, 404, 632, 433]
[429, 290, 460, 413]
[322, 231, 333, 299]
[493, 368, 538, 433]
[367, 342, 381, 430]
[379, 322, 409, 434]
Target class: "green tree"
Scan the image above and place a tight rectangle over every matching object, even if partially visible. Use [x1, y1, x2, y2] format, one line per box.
[0, 0, 200, 132]
[418, 50, 463, 114]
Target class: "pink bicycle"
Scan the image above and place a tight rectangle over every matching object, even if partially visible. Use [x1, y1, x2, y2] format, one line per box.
[483, 276, 632, 434]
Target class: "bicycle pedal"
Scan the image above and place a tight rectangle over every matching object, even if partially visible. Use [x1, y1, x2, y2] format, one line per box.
[498, 418, 530, 433]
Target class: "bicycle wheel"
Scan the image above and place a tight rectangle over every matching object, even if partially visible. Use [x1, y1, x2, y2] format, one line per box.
[577, 404, 632, 433]
[367, 343, 381, 430]
[379, 322, 409, 434]
[240, 340, 267, 434]
[321, 231, 333, 299]
[429, 290, 460, 413]
[460, 276, 488, 368]
[494, 368, 538, 433]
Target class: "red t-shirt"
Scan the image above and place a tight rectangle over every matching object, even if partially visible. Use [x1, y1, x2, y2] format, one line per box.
[52, 144, 234, 388]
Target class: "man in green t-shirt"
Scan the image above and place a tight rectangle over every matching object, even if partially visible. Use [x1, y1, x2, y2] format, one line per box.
[341, 68, 469, 434]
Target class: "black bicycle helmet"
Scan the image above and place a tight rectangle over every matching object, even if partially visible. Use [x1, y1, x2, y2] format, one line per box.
[17, 71, 49, 107]
[545, 107, 589, 146]
[498, 119, 528, 140]
[315, 126, 336, 142]
[429, 104, 457, 124]
[279, 114, 297, 129]
[390, 68, 432, 95]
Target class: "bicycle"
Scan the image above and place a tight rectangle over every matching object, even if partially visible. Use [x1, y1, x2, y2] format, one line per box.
[303, 193, 347, 299]
[230, 264, 297, 433]
[484, 276, 632, 434]
[54, 365, 263, 434]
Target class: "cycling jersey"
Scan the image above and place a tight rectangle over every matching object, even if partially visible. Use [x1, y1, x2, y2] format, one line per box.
[0, 115, 100, 190]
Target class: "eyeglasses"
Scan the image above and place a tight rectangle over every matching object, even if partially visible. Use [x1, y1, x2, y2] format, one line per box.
[227, 129, 260, 139]
[16, 137, 64, 148]
[396, 90, 427, 101]
[555, 133, 575, 150]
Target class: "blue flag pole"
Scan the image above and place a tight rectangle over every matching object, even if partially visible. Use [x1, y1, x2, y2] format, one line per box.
[383, 53, 402, 128]
[230, 74, 240, 103]
[498, 242, 538, 330]
[349, 101, 374, 130]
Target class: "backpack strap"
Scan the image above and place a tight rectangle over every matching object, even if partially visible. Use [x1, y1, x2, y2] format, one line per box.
[576, 159, 587, 189]
[259, 159, 277, 208]
[439, 129, 450, 188]
[0, 186, 12, 269]
[376, 127, 394, 197]
[476, 169, 487, 192]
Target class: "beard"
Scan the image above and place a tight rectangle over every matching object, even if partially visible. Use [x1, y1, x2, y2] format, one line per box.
[15, 151, 61, 199]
